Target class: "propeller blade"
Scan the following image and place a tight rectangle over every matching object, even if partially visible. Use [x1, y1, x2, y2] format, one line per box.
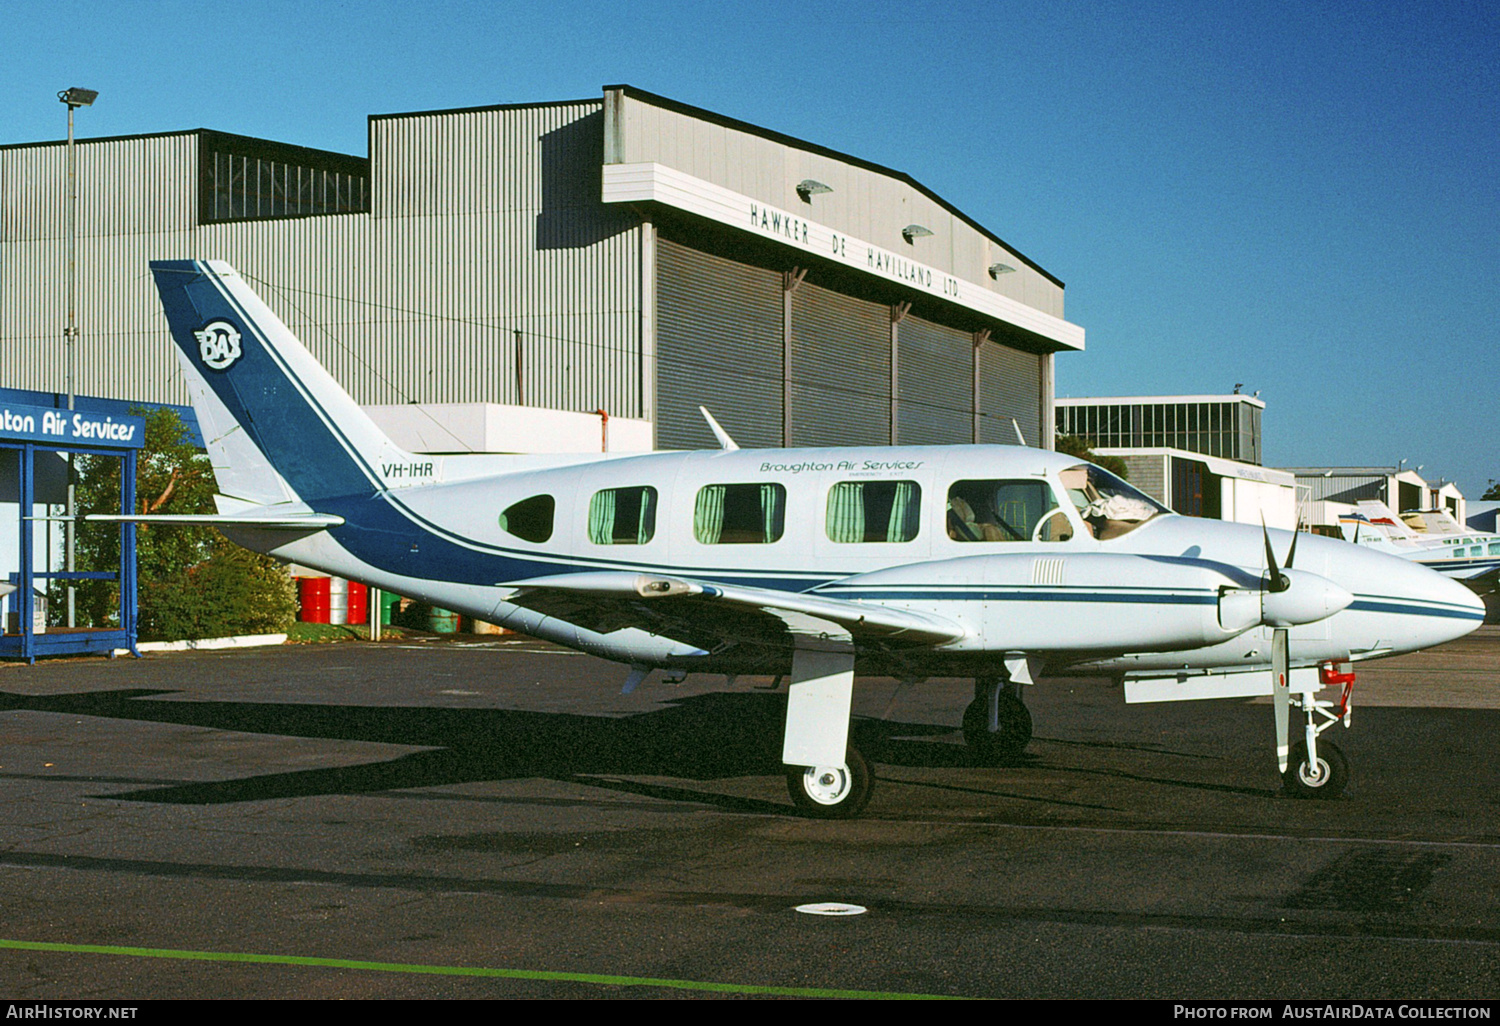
[1286, 525, 1299, 570]
[1262, 517, 1289, 593]
[1272, 627, 1290, 774]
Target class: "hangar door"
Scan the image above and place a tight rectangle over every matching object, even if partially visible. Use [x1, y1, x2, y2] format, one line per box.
[788, 282, 889, 447]
[978, 339, 1043, 447]
[656, 239, 783, 450]
[896, 314, 971, 445]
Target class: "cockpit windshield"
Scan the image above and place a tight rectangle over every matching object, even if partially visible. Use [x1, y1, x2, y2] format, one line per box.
[1058, 463, 1169, 540]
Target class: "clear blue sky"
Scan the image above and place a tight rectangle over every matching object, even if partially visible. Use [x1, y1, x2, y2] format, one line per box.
[7, 0, 1497, 497]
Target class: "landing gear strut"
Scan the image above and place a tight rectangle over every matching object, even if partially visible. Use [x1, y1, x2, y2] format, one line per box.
[1280, 661, 1355, 799]
[963, 675, 1033, 760]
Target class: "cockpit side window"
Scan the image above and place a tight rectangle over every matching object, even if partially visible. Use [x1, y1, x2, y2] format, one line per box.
[947, 479, 1070, 542]
[1059, 463, 1168, 540]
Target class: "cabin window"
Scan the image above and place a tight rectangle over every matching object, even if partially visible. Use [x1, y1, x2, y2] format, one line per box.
[947, 480, 1069, 542]
[498, 494, 555, 543]
[695, 483, 785, 544]
[1490, 543, 1500, 556]
[826, 481, 921, 543]
[588, 486, 658, 545]
[1059, 463, 1167, 540]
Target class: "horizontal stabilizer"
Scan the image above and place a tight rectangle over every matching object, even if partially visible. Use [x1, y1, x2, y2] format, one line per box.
[80, 512, 344, 529]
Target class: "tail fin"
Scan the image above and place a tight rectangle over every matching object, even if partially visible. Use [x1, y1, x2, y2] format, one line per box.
[150, 260, 413, 506]
[1353, 500, 1417, 539]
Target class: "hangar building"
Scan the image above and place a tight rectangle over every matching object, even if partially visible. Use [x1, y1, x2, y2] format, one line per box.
[1054, 394, 1295, 527]
[0, 86, 1083, 454]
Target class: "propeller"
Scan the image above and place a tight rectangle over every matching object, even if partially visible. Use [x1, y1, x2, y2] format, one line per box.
[1263, 514, 1298, 592]
[1260, 518, 1292, 770]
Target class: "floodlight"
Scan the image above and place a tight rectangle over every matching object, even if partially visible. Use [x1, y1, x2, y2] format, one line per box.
[58, 88, 98, 108]
[796, 179, 832, 201]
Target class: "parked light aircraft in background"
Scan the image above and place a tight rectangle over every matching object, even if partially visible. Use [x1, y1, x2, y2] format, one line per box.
[1340, 500, 1500, 582]
[125, 260, 1485, 817]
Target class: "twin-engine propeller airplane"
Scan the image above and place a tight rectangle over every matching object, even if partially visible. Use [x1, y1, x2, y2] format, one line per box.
[1340, 500, 1500, 582]
[130, 260, 1485, 817]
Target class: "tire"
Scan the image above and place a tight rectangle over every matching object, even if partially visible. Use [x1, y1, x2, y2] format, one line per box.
[1281, 739, 1349, 799]
[962, 694, 1033, 760]
[786, 746, 874, 819]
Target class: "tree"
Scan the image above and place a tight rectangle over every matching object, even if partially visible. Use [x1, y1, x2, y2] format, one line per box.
[69, 408, 295, 640]
[1053, 434, 1130, 480]
[1484, 481, 1500, 501]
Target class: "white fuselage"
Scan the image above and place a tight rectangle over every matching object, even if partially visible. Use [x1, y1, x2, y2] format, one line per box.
[230, 443, 1483, 679]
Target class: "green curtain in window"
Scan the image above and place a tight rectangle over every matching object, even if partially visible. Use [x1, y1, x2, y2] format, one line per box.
[695, 486, 725, 544]
[760, 484, 784, 543]
[886, 481, 919, 542]
[826, 482, 865, 543]
[636, 488, 657, 545]
[589, 489, 617, 545]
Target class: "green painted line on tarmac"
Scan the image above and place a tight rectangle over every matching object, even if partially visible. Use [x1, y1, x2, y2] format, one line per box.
[0, 938, 956, 1000]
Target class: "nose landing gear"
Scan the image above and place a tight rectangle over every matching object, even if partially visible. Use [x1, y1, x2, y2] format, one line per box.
[1280, 660, 1355, 799]
[963, 675, 1033, 761]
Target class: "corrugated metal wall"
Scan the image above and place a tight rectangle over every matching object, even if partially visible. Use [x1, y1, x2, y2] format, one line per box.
[788, 283, 889, 446]
[978, 338, 1043, 446]
[1, 134, 199, 403]
[896, 314, 970, 446]
[1120, 454, 1169, 506]
[1, 103, 644, 418]
[611, 89, 1067, 321]
[3, 97, 1054, 455]
[655, 237, 783, 449]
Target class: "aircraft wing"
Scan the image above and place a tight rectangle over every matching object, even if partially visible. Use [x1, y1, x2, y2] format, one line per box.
[502, 571, 966, 650]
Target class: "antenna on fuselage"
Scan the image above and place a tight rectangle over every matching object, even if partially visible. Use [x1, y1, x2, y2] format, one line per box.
[1012, 418, 1027, 446]
[699, 407, 740, 451]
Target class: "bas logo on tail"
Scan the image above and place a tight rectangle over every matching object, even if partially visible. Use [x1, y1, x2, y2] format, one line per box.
[193, 320, 243, 370]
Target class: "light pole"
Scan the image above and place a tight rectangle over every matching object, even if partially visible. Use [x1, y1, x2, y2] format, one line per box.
[59, 86, 97, 629]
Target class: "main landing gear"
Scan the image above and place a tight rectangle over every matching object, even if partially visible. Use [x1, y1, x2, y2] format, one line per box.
[786, 747, 874, 818]
[963, 674, 1034, 761]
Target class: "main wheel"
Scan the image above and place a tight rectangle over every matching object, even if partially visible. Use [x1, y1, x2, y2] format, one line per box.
[1281, 739, 1349, 799]
[786, 746, 873, 819]
[963, 693, 1033, 760]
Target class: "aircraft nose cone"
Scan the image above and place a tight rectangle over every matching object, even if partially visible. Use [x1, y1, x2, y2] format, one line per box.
[1373, 556, 1488, 650]
[1432, 573, 1487, 640]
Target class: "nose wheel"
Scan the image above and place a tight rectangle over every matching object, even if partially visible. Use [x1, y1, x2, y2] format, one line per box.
[1282, 739, 1349, 798]
[963, 678, 1033, 760]
[786, 747, 873, 818]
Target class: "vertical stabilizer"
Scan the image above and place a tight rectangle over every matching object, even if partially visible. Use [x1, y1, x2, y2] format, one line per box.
[1354, 500, 1418, 540]
[150, 260, 412, 505]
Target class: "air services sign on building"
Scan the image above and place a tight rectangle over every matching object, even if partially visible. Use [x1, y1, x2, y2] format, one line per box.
[0, 402, 145, 449]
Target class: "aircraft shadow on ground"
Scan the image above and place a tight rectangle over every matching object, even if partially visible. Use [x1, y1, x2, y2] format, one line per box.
[0, 686, 994, 808]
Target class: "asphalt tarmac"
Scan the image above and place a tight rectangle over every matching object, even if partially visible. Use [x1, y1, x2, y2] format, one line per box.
[1, 628, 1497, 1000]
